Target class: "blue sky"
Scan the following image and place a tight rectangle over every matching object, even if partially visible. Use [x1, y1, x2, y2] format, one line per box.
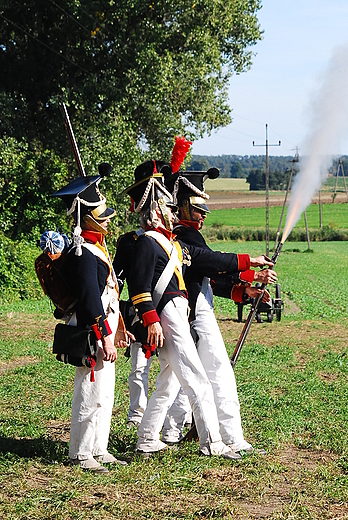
[192, 1, 348, 157]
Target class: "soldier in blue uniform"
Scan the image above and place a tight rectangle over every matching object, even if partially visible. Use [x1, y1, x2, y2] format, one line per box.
[121, 159, 274, 458]
[53, 168, 128, 473]
[161, 168, 276, 451]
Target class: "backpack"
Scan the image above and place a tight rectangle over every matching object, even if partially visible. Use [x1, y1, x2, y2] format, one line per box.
[35, 230, 77, 317]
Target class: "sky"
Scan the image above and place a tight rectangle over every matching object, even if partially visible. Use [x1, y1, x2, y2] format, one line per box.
[192, 0, 348, 158]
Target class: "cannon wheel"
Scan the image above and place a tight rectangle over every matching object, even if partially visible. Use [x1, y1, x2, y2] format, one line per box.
[275, 283, 282, 321]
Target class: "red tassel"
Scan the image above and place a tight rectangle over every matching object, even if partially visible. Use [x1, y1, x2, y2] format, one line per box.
[87, 356, 96, 382]
[153, 160, 158, 174]
[144, 343, 156, 359]
[170, 136, 192, 173]
[129, 197, 135, 212]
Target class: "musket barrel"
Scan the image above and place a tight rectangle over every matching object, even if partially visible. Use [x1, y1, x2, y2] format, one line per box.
[230, 240, 283, 367]
[59, 103, 86, 178]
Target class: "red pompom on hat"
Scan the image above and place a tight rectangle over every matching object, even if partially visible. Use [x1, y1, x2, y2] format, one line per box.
[170, 136, 192, 173]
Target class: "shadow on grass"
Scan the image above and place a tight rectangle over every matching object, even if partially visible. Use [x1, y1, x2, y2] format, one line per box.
[0, 434, 68, 463]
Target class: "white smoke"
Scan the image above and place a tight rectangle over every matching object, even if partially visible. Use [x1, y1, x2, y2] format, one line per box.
[282, 43, 348, 242]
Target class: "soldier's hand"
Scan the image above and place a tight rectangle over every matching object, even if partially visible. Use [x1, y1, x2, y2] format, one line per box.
[245, 286, 271, 303]
[115, 330, 136, 349]
[254, 269, 277, 284]
[250, 255, 274, 269]
[103, 335, 118, 362]
[147, 322, 165, 349]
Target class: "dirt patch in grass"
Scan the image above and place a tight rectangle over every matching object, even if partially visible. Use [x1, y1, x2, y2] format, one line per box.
[218, 317, 348, 354]
[46, 420, 71, 444]
[0, 356, 40, 373]
[1, 311, 56, 341]
[208, 191, 348, 210]
[194, 445, 338, 519]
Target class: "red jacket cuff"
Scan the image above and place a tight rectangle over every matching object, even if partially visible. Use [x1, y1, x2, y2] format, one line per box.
[237, 254, 251, 271]
[231, 285, 245, 303]
[142, 309, 160, 327]
[240, 270, 255, 284]
[91, 317, 112, 340]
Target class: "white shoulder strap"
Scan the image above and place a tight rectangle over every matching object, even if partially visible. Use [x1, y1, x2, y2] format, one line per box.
[152, 245, 178, 308]
[144, 231, 179, 308]
[81, 243, 115, 288]
[82, 242, 109, 265]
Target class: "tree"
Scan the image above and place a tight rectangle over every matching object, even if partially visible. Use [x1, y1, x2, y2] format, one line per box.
[247, 168, 264, 190]
[230, 161, 246, 178]
[0, 0, 262, 157]
[0, 0, 263, 239]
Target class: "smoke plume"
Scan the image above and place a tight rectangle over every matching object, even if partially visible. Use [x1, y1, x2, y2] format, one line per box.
[282, 43, 348, 242]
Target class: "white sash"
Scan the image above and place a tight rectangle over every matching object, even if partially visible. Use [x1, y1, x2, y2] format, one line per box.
[145, 230, 182, 308]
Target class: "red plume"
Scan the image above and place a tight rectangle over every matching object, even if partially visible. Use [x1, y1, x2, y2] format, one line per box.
[169, 136, 192, 173]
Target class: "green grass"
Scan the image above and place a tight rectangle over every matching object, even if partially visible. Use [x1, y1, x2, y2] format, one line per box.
[1, 241, 348, 518]
[211, 241, 348, 321]
[205, 203, 348, 230]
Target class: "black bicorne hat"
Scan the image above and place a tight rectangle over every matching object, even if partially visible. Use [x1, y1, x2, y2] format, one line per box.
[52, 163, 116, 222]
[165, 167, 219, 213]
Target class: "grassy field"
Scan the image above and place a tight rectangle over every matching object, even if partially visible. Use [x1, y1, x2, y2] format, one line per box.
[205, 178, 250, 191]
[1, 240, 348, 519]
[204, 176, 348, 194]
[206, 202, 348, 231]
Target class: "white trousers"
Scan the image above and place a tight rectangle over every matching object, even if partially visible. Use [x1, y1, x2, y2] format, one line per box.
[69, 296, 119, 460]
[127, 341, 153, 424]
[137, 297, 223, 451]
[162, 291, 249, 449]
[161, 388, 192, 443]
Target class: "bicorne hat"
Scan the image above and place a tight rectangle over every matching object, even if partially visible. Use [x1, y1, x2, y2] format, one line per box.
[52, 163, 115, 253]
[52, 163, 116, 222]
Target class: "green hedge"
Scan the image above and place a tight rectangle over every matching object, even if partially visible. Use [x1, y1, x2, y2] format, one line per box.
[0, 233, 43, 303]
[202, 224, 348, 242]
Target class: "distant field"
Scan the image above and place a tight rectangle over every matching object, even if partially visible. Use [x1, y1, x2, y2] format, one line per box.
[204, 176, 348, 193]
[206, 202, 348, 230]
[205, 178, 250, 191]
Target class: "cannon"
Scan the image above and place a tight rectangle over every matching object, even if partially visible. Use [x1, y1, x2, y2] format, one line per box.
[236, 282, 283, 323]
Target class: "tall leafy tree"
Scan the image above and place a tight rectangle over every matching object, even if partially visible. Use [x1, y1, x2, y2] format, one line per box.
[0, 0, 262, 156]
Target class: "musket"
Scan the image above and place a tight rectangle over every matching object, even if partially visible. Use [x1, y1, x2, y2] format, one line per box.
[230, 240, 283, 367]
[59, 102, 86, 178]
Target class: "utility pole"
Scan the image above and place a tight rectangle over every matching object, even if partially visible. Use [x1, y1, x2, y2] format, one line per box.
[333, 158, 348, 202]
[253, 124, 281, 256]
[304, 210, 311, 250]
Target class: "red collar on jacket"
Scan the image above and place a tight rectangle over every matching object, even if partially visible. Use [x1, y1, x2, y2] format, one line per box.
[81, 229, 105, 245]
[178, 219, 200, 231]
[145, 225, 174, 241]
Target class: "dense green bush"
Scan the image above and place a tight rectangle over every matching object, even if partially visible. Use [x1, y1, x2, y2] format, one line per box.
[0, 232, 43, 303]
[0, 136, 71, 240]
